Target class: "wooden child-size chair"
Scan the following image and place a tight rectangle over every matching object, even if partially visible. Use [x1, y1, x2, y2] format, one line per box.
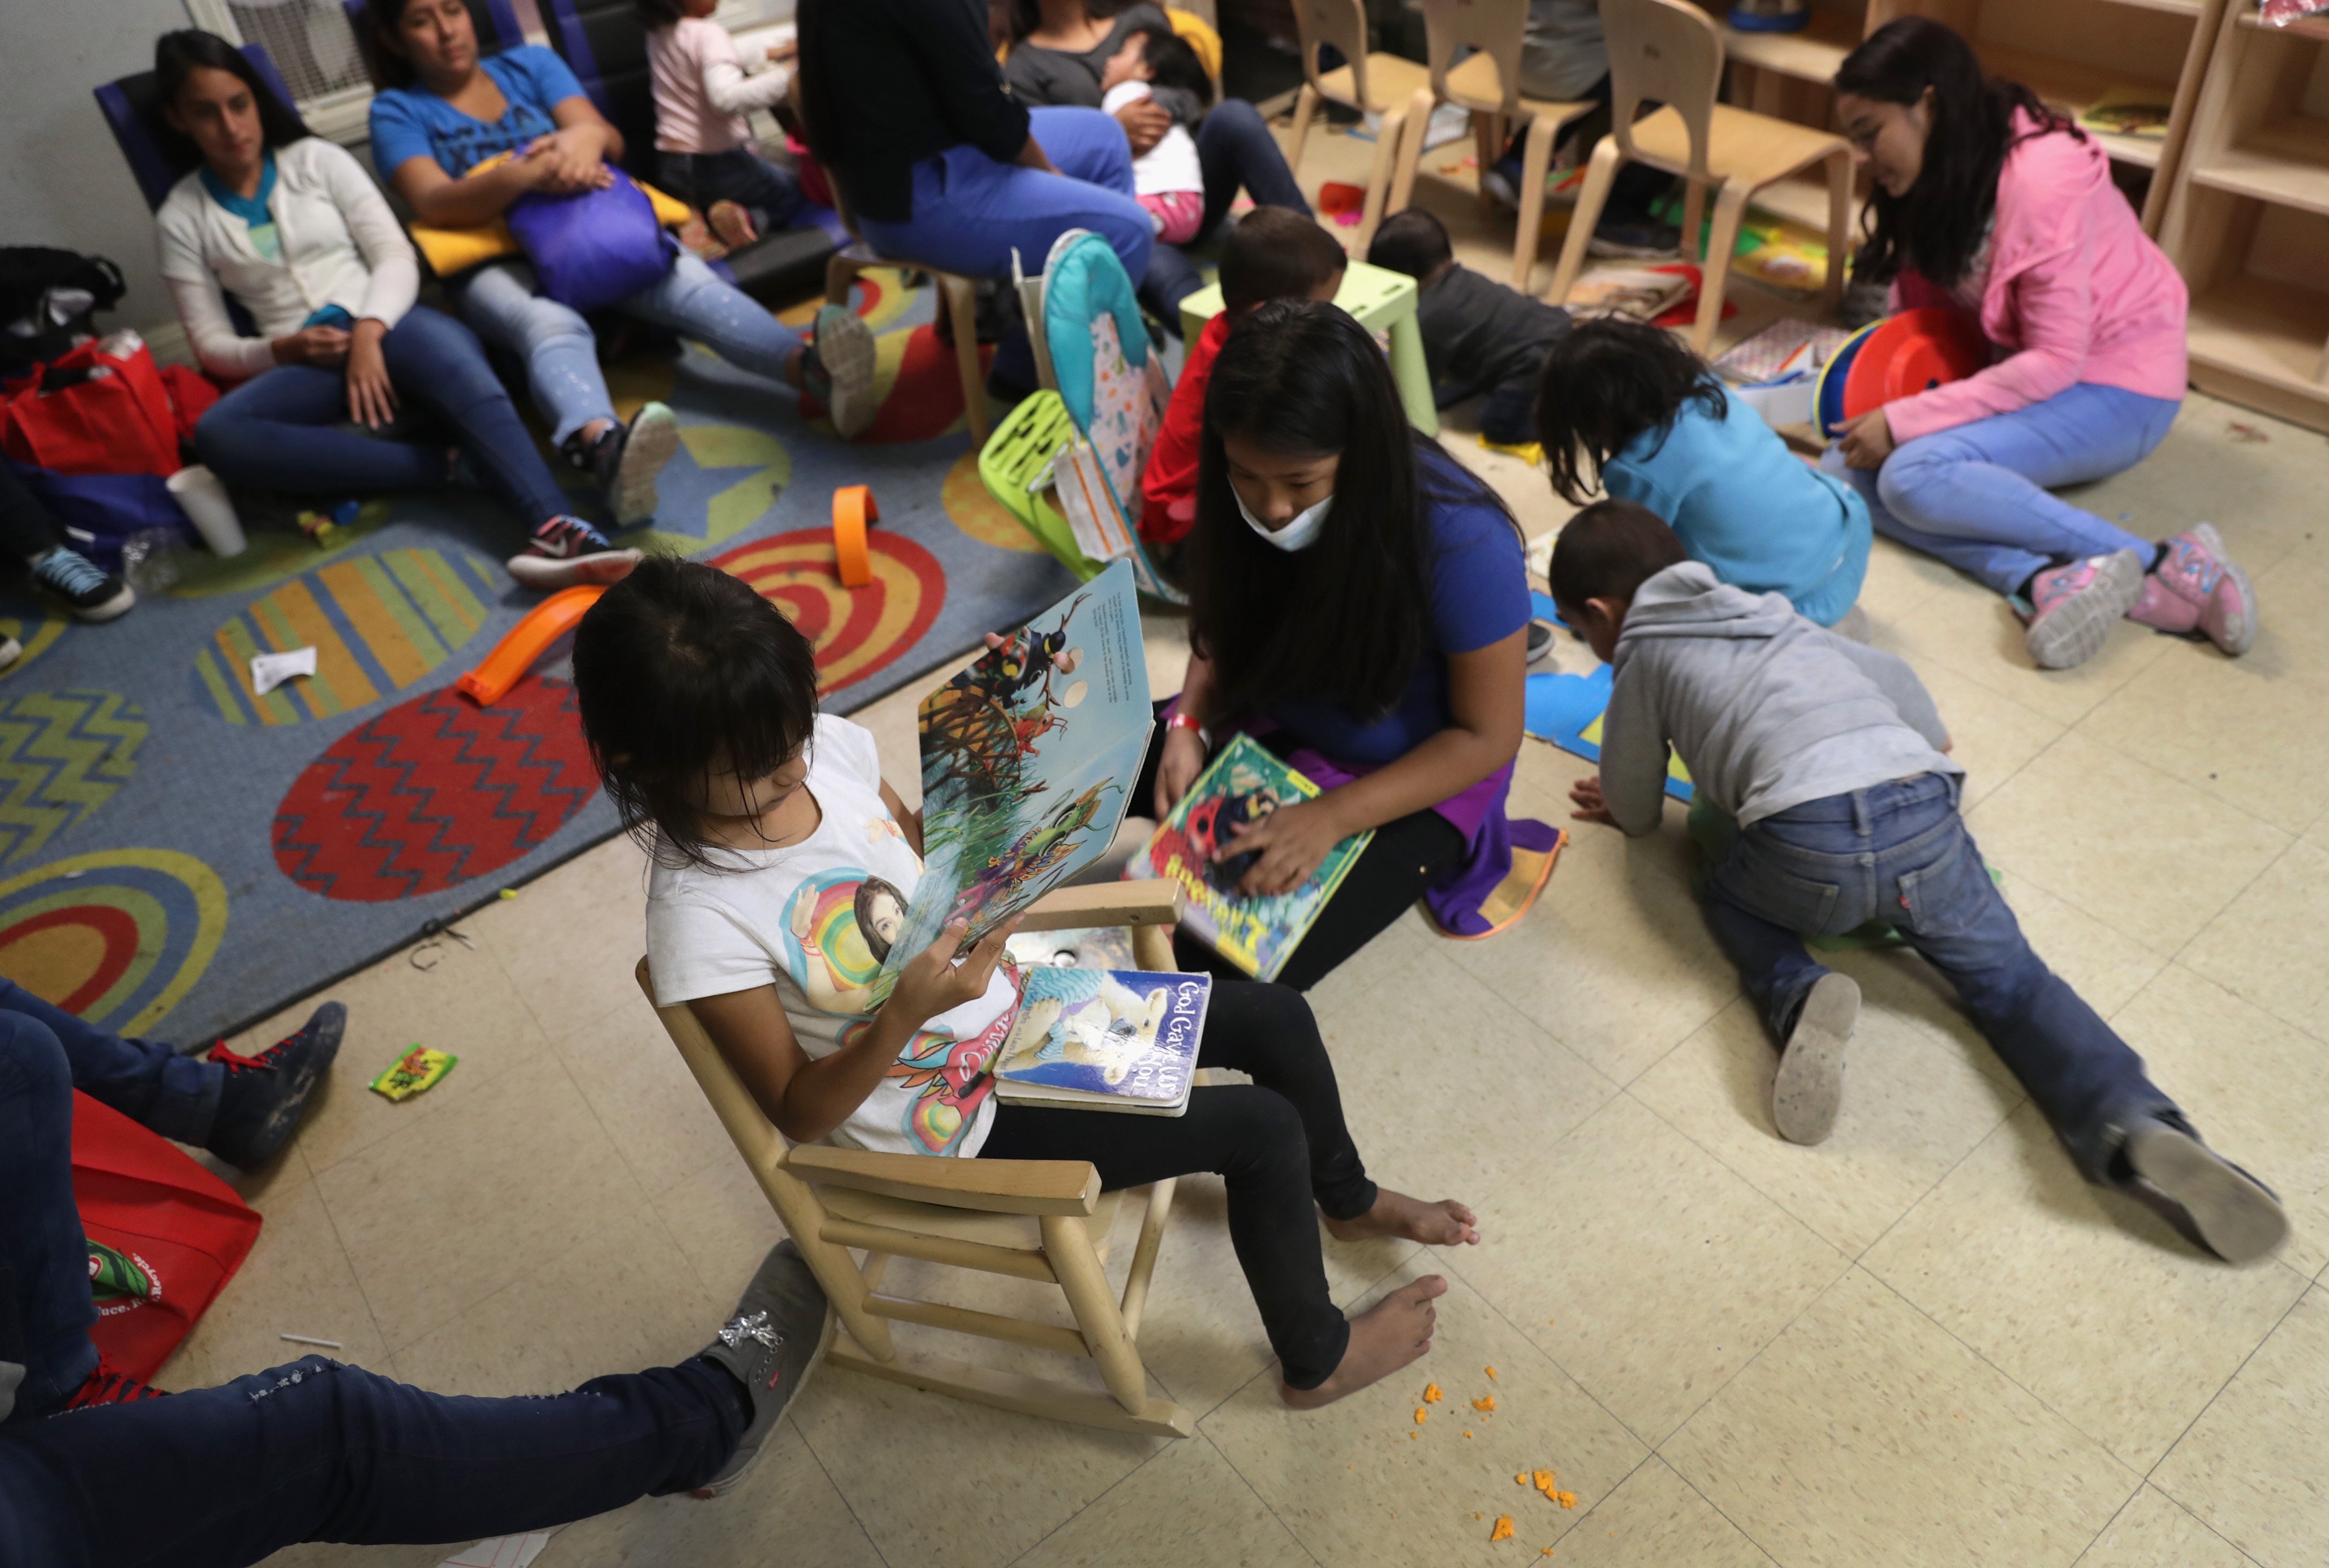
[1285, 0, 1438, 249]
[1419, 0, 1595, 291]
[1543, 0, 1852, 352]
[638, 879, 1195, 1437]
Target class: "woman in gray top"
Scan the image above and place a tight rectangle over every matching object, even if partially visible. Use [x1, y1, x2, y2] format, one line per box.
[1003, 0, 1309, 317]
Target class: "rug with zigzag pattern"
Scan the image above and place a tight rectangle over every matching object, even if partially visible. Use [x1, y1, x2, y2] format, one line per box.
[0, 272, 1073, 1043]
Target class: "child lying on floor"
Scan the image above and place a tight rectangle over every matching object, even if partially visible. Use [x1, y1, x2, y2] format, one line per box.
[1552, 500, 2285, 1264]
[1365, 208, 1571, 453]
[1534, 319, 1870, 629]
[571, 556, 1476, 1404]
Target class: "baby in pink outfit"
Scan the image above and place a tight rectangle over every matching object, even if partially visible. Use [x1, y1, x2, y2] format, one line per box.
[1099, 27, 1209, 245]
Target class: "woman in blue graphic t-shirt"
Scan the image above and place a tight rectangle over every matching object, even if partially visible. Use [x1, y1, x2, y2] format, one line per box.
[361, 0, 878, 526]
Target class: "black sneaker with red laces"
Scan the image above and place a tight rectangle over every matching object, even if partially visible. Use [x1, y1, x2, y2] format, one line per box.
[56, 1354, 169, 1415]
[205, 1001, 346, 1169]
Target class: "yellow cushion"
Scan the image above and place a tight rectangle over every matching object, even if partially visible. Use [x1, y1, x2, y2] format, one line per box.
[1166, 8, 1224, 84]
[406, 152, 696, 278]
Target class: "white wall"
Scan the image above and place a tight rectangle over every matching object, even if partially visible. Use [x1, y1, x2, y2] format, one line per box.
[0, 0, 221, 335]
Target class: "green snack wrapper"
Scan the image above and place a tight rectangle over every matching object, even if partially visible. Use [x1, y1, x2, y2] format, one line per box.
[371, 1044, 457, 1102]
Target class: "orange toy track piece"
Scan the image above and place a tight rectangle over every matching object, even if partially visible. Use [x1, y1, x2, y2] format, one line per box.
[455, 585, 608, 707]
[833, 485, 878, 587]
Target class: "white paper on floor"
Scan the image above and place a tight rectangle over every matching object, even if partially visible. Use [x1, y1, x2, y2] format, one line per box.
[249, 646, 317, 696]
[437, 1533, 553, 1568]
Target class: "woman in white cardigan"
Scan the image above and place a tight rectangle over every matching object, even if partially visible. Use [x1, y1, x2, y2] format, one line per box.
[153, 29, 634, 587]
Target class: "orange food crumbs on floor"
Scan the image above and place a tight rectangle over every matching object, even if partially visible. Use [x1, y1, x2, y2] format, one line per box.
[1410, 1432, 1419, 1440]
[1464, 1430, 1474, 1438]
[1515, 1473, 1530, 1486]
[1422, 1383, 1444, 1403]
[1557, 1492, 1578, 1509]
[1532, 1470, 1557, 1491]
[1414, 1408, 1429, 1424]
[1485, 1366, 1497, 1379]
[1490, 1515, 1516, 1542]
[1472, 1395, 1498, 1412]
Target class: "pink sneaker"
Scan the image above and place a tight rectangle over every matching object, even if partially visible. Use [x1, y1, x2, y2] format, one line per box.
[2126, 571, 2200, 634]
[2148, 523, 2256, 656]
[2024, 549, 2145, 670]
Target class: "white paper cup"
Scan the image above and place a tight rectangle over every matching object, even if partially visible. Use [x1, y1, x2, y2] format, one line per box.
[166, 464, 247, 557]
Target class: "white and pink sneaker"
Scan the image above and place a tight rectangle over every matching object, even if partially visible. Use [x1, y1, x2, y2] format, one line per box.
[2134, 523, 2256, 656]
[2023, 549, 2145, 669]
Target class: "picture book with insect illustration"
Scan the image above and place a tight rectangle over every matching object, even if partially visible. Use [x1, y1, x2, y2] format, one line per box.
[1127, 734, 1371, 982]
[871, 558, 1153, 1005]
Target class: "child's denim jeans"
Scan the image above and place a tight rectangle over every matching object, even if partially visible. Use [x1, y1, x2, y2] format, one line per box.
[1700, 772, 2176, 1179]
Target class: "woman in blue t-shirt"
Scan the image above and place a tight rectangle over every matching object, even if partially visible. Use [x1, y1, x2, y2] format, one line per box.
[1138, 300, 1553, 990]
[360, 0, 876, 526]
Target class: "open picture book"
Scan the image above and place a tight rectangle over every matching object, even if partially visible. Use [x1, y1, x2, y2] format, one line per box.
[869, 559, 1154, 1007]
[1127, 734, 1372, 982]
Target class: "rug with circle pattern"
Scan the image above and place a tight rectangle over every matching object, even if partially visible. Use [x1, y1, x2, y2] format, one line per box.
[0, 269, 1075, 1042]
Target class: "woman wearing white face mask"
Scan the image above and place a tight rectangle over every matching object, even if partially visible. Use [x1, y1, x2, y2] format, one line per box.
[1134, 300, 1546, 990]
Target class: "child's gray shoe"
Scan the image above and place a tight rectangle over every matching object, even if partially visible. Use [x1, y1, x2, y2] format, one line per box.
[2121, 1113, 2288, 1264]
[692, 1240, 831, 1498]
[1773, 971, 1857, 1146]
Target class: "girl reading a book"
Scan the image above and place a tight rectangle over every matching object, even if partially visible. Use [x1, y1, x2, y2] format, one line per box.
[1823, 18, 2256, 670]
[1532, 318, 1871, 629]
[573, 555, 1479, 1408]
[1147, 301, 1557, 984]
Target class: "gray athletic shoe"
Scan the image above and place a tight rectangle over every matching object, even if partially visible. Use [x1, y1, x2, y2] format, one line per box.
[691, 1240, 830, 1498]
[1772, 971, 1857, 1146]
[2024, 548, 2145, 670]
[804, 304, 878, 439]
[601, 402, 680, 528]
[2120, 1113, 2288, 1264]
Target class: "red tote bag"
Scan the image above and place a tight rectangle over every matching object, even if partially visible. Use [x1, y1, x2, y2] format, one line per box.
[0, 337, 185, 479]
[72, 1090, 264, 1381]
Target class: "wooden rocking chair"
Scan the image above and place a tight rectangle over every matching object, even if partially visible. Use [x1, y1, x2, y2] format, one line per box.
[637, 879, 1195, 1437]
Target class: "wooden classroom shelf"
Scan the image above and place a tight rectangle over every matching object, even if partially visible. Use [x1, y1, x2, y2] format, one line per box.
[1698, 0, 2215, 232]
[2157, 1, 2329, 430]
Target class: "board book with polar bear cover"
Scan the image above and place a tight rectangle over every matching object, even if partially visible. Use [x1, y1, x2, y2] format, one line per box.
[992, 968, 1212, 1116]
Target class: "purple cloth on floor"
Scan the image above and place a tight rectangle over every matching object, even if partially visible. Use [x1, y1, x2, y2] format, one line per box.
[1165, 696, 1551, 936]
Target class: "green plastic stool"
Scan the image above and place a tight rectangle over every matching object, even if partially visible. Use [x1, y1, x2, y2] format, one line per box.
[977, 389, 1186, 602]
[1176, 258, 1438, 436]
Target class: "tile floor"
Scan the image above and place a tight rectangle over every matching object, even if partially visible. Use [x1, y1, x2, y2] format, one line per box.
[162, 123, 2329, 1567]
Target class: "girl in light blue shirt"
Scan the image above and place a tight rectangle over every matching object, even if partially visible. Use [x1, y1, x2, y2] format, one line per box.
[1533, 318, 1870, 627]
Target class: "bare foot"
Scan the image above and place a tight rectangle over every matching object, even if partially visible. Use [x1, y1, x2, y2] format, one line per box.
[1323, 1187, 1480, 1247]
[1282, 1276, 1447, 1409]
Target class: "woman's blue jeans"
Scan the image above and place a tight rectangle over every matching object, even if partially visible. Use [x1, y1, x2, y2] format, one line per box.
[1701, 773, 2176, 1180]
[450, 250, 804, 447]
[1822, 382, 2180, 598]
[855, 105, 1153, 291]
[0, 984, 231, 1419]
[193, 306, 573, 530]
[0, 1355, 743, 1566]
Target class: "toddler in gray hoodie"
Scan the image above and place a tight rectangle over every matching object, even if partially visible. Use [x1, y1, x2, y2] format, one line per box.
[1552, 500, 2285, 1264]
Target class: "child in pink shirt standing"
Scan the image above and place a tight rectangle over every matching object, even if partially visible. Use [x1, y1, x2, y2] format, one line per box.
[639, 0, 839, 248]
[1822, 19, 2256, 671]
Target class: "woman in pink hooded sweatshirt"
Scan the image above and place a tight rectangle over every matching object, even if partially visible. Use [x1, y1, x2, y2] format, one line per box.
[1818, 19, 2256, 671]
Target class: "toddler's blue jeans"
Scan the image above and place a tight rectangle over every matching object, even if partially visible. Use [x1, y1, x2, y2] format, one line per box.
[1822, 382, 2180, 598]
[1700, 773, 2176, 1179]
